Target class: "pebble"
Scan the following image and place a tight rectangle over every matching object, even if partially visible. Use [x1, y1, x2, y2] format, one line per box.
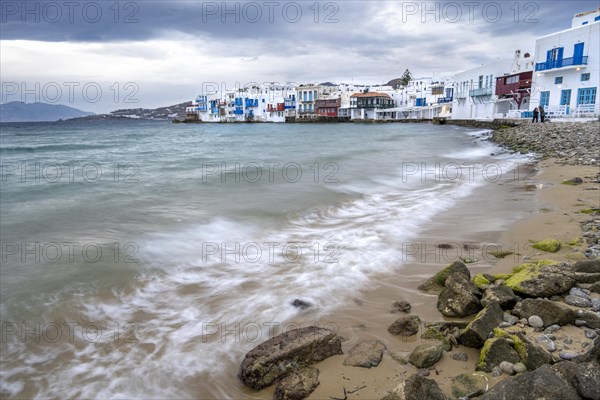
[491, 366, 503, 377]
[546, 334, 556, 340]
[569, 287, 591, 299]
[528, 315, 544, 328]
[564, 337, 573, 345]
[519, 318, 528, 325]
[582, 342, 590, 348]
[498, 322, 513, 328]
[499, 361, 515, 375]
[584, 329, 598, 339]
[417, 368, 430, 377]
[451, 352, 468, 362]
[506, 338, 515, 345]
[514, 363, 527, 373]
[575, 319, 588, 327]
[544, 324, 561, 333]
[503, 314, 519, 325]
[559, 351, 577, 360]
[592, 298, 600, 312]
[565, 295, 592, 308]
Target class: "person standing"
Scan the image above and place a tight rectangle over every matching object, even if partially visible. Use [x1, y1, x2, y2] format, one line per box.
[539, 105, 545, 123]
[532, 107, 539, 123]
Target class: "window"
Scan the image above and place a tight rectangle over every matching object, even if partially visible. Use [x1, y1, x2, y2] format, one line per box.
[581, 73, 591, 81]
[549, 48, 562, 61]
[478, 76, 483, 89]
[560, 90, 571, 106]
[506, 75, 519, 84]
[582, 21, 588, 25]
[555, 77, 563, 84]
[540, 91, 550, 107]
[577, 87, 597, 105]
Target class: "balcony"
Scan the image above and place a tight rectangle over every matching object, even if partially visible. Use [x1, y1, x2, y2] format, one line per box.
[535, 56, 588, 72]
[437, 97, 453, 104]
[469, 87, 493, 97]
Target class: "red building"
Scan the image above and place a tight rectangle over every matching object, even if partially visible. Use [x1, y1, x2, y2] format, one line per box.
[315, 98, 341, 117]
[495, 71, 533, 109]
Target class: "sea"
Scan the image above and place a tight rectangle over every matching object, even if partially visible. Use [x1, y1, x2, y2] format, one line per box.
[0, 120, 535, 398]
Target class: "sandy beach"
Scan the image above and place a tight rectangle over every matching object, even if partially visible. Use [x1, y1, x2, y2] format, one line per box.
[240, 121, 600, 400]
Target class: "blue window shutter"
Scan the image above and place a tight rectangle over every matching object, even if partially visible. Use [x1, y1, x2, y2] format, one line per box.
[546, 50, 552, 61]
[558, 47, 564, 60]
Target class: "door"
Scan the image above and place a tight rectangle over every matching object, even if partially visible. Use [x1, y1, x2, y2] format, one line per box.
[573, 43, 584, 64]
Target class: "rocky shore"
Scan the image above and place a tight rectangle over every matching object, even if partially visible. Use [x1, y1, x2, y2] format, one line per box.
[235, 121, 600, 400]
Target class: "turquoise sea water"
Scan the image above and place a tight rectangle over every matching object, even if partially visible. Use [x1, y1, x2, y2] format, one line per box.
[0, 120, 528, 398]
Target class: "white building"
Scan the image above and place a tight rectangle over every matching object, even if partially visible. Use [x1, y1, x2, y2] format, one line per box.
[530, 8, 600, 118]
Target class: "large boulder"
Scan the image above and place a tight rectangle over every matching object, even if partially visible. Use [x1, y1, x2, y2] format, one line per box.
[437, 273, 482, 318]
[552, 361, 600, 400]
[381, 374, 446, 400]
[512, 333, 553, 371]
[239, 326, 343, 390]
[408, 343, 445, 368]
[512, 299, 575, 327]
[343, 340, 386, 368]
[451, 373, 489, 398]
[476, 337, 520, 372]
[418, 261, 471, 293]
[480, 364, 581, 400]
[590, 281, 600, 294]
[574, 309, 600, 329]
[388, 315, 421, 337]
[573, 337, 600, 363]
[504, 261, 575, 297]
[273, 367, 319, 400]
[481, 286, 519, 310]
[458, 302, 504, 348]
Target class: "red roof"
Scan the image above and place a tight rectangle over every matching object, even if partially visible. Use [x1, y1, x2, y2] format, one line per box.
[350, 92, 392, 99]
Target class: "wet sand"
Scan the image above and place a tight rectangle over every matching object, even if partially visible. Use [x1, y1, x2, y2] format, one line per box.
[238, 157, 599, 399]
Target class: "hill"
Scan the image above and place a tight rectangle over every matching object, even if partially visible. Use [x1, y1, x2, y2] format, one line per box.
[0, 101, 94, 122]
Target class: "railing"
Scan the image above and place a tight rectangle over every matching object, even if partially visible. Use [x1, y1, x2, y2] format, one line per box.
[437, 97, 453, 104]
[454, 91, 467, 99]
[535, 56, 588, 72]
[469, 87, 493, 97]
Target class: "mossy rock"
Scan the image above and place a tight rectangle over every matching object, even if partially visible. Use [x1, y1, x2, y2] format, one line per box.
[490, 250, 514, 259]
[418, 261, 470, 293]
[532, 239, 561, 253]
[580, 208, 600, 215]
[504, 260, 575, 298]
[473, 274, 491, 289]
[493, 273, 513, 280]
[566, 237, 584, 246]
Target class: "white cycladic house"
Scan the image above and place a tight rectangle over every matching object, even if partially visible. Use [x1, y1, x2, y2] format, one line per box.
[530, 8, 600, 118]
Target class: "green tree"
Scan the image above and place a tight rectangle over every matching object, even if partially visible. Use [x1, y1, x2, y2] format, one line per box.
[399, 69, 413, 87]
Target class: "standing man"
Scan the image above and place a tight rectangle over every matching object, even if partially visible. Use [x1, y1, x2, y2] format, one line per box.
[532, 107, 539, 123]
[539, 106, 545, 123]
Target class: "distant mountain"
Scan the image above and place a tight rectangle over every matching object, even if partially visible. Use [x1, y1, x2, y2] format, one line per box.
[385, 78, 403, 88]
[68, 102, 191, 121]
[0, 101, 94, 122]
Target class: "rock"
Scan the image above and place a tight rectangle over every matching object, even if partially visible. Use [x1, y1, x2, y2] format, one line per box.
[343, 340, 386, 368]
[291, 299, 311, 309]
[576, 310, 600, 329]
[512, 299, 575, 327]
[389, 352, 408, 365]
[565, 295, 592, 308]
[473, 274, 491, 290]
[458, 302, 504, 348]
[391, 300, 411, 313]
[499, 361, 515, 375]
[239, 326, 343, 390]
[544, 324, 561, 333]
[572, 337, 600, 363]
[388, 315, 421, 337]
[592, 298, 600, 312]
[481, 286, 519, 310]
[512, 333, 553, 371]
[450, 373, 488, 398]
[491, 366, 502, 377]
[584, 328, 598, 339]
[532, 239, 561, 253]
[476, 338, 520, 372]
[437, 273, 482, 318]
[382, 374, 446, 400]
[575, 319, 588, 326]
[552, 361, 600, 400]
[536, 335, 556, 352]
[503, 313, 519, 325]
[573, 272, 600, 283]
[590, 281, 600, 294]
[420, 321, 466, 352]
[564, 337, 574, 345]
[416, 368, 430, 377]
[528, 316, 544, 329]
[480, 364, 581, 400]
[452, 352, 468, 362]
[514, 362, 527, 373]
[572, 259, 600, 273]
[569, 287, 592, 298]
[560, 351, 577, 360]
[408, 343, 444, 369]
[418, 260, 471, 293]
[504, 261, 575, 297]
[273, 367, 319, 400]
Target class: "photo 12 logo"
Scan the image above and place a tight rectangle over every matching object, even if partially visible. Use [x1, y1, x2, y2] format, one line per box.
[200, 161, 339, 184]
[1, 321, 139, 344]
[201, 241, 340, 264]
[1, 82, 139, 105]
[399, 1, 539, 24]
[1, 1, 140, 24]
[0, 162, 140, 184]
[199, 1, 340, 24]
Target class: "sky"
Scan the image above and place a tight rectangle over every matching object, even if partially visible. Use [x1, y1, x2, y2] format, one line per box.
[1, 0, 599, 113]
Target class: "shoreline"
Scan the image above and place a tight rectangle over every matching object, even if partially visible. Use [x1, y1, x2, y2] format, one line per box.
[240, 121, 600, 399]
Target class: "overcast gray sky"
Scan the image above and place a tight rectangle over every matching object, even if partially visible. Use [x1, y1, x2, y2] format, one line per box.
[1, 0, 599, 113]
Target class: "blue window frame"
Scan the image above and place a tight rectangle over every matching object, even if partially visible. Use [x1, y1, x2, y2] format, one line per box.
[577, 87, 597, 105]
[540, 91, 550, 107]
[560, 89, 571, 106]
[581, 73, 591, 81]
[555, 77, 563, 84]
[595, 15, 600, 21]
